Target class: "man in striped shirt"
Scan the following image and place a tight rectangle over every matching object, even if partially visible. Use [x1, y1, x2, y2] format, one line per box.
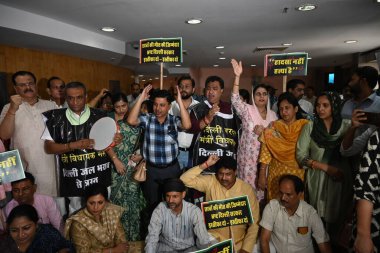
[145, 178, 211, 253]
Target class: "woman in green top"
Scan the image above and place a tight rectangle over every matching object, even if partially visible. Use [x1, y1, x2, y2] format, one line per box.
[109, 92, 147, 242]
[296, 91, 352, 245]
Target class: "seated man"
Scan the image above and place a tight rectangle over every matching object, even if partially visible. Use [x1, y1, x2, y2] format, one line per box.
[260, 174, 331, 253]
[5, 172, 63, 232]
[180, 155, 260, 253]
[145, 178, 211, 253]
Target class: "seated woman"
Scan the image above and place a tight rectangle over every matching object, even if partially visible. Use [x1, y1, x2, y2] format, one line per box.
[0, 204, 73, 253]
[65, 184, 128, 253]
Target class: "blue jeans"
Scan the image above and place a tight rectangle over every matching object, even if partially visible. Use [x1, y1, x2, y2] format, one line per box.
[178, 150, 192, 170]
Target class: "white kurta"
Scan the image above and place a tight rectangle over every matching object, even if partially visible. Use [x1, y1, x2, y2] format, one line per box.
[0, 99, 57, 196]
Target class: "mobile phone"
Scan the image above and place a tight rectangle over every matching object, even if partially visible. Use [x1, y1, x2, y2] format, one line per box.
[360, 111, 380, 127]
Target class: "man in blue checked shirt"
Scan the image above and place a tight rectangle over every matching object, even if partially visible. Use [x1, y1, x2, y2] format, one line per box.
[127, 84, 191, 214]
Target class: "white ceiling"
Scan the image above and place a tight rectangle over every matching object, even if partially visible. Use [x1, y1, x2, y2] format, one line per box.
[0, 0, 380, 75]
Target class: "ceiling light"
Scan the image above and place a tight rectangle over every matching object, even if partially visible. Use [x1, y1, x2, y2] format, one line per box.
[101, 27, 116, 32]
[344, 40, 358, 44]
[175, 64, 181, 67]
[163, 75, 167, 78]
[186, 18, 202, 25]
[251, 64, 256, 67]
[155, 77, 159, 80]
[138, 75, 144, 77]
[296, 4, 317, 11]
[142, 79, 146, 82]
[282, 43, 293, 46]
[307, 57, 312, 60]
[213, 64, 219, 67]
[215, 46, 224, 49]
[219, 57, 226, 60]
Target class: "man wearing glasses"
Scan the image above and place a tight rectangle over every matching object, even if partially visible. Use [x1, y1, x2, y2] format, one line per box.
[0, 71, 56, 197]
[46, 76, 67, 108]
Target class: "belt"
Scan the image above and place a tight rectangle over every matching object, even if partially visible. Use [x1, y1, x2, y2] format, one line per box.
[179, 147, 190, 152]
[147, 159, 178, 169]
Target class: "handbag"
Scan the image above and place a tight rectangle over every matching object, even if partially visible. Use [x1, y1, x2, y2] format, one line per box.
[133, 159, 147, 182]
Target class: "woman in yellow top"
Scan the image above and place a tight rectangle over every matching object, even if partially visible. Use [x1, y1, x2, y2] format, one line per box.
[257, 92, 309, 201]
[65, 184, 128, 253]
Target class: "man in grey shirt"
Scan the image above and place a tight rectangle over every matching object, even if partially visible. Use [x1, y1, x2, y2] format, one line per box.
[145, 178, 212, 253]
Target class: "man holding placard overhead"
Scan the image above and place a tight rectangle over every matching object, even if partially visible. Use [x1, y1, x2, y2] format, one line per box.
[180, 155, 260, 253]
[127, 84, 191, 214]
[42, 81, 121, 215]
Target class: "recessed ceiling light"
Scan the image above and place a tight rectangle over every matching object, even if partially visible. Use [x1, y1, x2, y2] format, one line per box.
[251, 64, 256, 67]
[175, 64, 181, 67]
[101, 27, 116, 32]
[138, 74, 144, 77]
[296, 4, 317, 11]
[215, 46, 224, 49]
[186, 18, 202, 25]
[163, 75, 167, 78]
[307, 57, 312, 60]
[282, 43, 293, 46]
[213, 64, 219, 67]
[219, 57, 226, 60]
[155, 77, 159, 80]
[142, 79, 146, 82]
[344, 40, 358, 44]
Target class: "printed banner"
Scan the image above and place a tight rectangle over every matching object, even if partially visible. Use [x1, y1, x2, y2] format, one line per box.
[201, 195, 253, 230]
[140, 37, 182, 63]
[264, 52, 308, 76]
[191, 239, 233, 253]
[58, 150, 111, 197]
[0, 149, 25, 183]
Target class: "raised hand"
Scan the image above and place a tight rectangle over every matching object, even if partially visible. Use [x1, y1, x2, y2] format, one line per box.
[231, 59, 243, 77]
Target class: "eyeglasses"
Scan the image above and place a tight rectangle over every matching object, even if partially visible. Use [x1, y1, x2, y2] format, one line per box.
[15, 82, 36, 88]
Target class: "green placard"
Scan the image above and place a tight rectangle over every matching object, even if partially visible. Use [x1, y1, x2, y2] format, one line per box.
[191, 239, 233, 253]
[201, 195, 253, 230]
[0, 149, 25, 183]
[139, 37, 182, 63]
[264, 52, 308, 76]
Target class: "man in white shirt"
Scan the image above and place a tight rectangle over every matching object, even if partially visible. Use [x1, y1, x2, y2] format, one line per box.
[0, 71, 56, 196]
[127, 82, 141, 108]
[272, 79, 314, 117]
[46, 76, 66, 108]
[260, 175, 331, 253]
[169, 75, 199, 170]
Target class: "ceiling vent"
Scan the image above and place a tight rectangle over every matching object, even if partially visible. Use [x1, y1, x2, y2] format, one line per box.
[253, 46, 289, 53]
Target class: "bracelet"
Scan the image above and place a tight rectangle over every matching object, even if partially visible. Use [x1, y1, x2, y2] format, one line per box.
[204, 161, 209, 168]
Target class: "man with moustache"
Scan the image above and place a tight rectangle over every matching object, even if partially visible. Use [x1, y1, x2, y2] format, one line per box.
[127, 85, 191, 213]
[260, 175, 332, 253]
[180, 155, 260, 253]
[46, 76, 66, 108]
[189, 76, 239, 172]
[0, 71, 56, 197]
[145, 178, 211, 253]
[169, 75, 199, 169]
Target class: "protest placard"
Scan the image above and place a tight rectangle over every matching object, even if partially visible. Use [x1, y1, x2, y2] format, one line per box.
[201, 195, 253, 230]
[0, 149, 25, 183]
[265, 52, 308, 76]
[140, 37, 182, 64]
[191, 239, 233, 253]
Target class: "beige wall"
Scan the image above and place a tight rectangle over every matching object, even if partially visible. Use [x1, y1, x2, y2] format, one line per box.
[0, 44, 135, 101]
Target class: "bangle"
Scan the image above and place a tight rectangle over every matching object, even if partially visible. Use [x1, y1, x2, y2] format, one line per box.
[204, 161, 209, 168]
